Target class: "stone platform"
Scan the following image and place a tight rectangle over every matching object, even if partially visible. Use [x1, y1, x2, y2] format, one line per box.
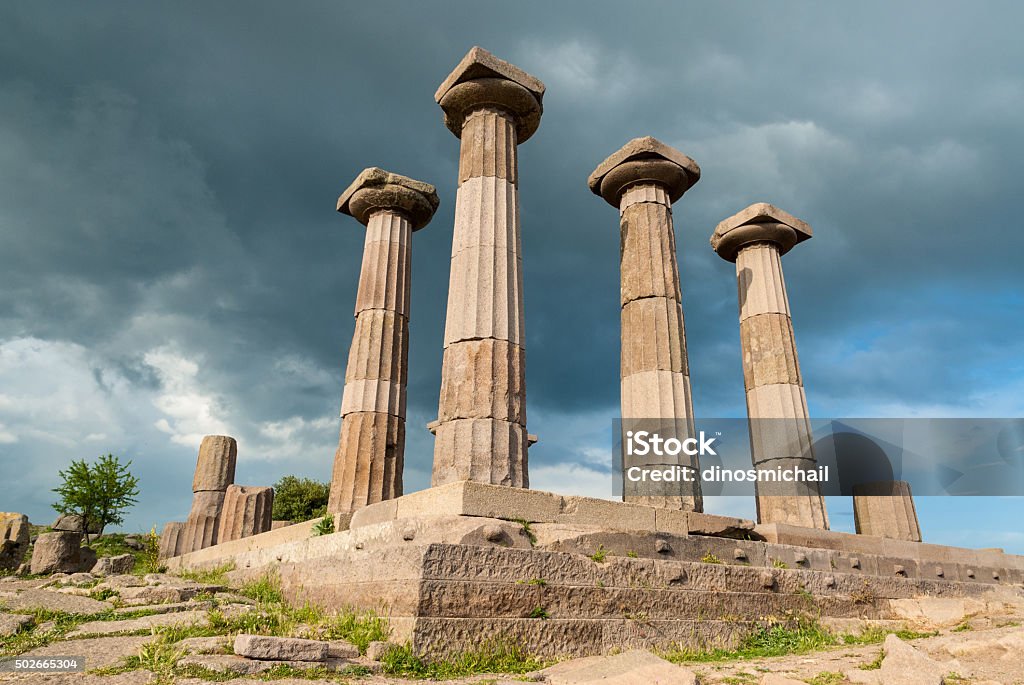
[165, 481, 1024, 657]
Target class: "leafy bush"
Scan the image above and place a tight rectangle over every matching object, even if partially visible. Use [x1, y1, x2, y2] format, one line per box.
[271, 476, 330, 523]
[52, 454, 140, 543]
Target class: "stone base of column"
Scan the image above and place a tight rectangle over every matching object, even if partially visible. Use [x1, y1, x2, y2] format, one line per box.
[218, 485, 274, 543]
[432, 418, 527, 488]
[158, 521, 185, 560]
[329, 411, 405, 514]
[853, 480, 922, 542]
[179, 490, 226, 554]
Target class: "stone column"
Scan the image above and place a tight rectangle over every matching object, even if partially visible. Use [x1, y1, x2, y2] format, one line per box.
[853, 480, 921, 542]
[328, 168, 439, 513]
[711, 203, 829, 529]
[431, 47, 544, 488]
[179, 435, 237, 554]
[157, 521, 184, 561]
[588, 137, 703, 511]
[217, 485, 274, 543]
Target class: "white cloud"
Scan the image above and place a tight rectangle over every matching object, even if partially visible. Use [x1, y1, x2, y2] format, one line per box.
[517, 37, 641, 103]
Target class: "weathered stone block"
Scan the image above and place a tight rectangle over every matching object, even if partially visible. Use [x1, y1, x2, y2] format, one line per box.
[0, 512, 30, 571]
[92, 554, 135, 576]
[437, 338, 525, 423]
[217, 485, 274, 543]
[193, 435, 237, 492]
[233, 634, 328, 661]
[51, 513, 102, 535]
[30, 531, 86, 575]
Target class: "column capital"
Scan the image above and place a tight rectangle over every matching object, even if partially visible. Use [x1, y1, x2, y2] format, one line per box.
[337, 167, 439, 231]
[588, 136, 700, 207]
[710, 202, 813, 263]
[435, 46, 545, 143]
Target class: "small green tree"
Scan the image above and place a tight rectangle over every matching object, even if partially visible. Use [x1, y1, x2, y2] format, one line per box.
[272, 475, 330, 523]
[52, 454, 140, 544]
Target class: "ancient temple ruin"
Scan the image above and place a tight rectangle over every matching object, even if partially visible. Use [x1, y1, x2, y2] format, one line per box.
[159, 46, 1020, 659]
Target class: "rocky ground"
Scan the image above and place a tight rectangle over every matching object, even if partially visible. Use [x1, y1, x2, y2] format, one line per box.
[1, 570, 1022, 684]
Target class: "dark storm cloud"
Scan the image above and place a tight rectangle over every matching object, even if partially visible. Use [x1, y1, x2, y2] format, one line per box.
[1, 1, 1022, 546]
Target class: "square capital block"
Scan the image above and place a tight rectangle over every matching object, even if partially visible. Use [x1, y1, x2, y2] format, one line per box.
[711, 202, 813, 262]
[337, 167, 439, 231]
[434, 46, 545, 105]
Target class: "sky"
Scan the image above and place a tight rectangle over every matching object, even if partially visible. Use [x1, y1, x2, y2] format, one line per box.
[0, 2, 1022, 553]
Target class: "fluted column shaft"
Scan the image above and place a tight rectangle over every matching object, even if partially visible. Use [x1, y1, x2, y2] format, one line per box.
[329, 209, 412, 512]
[735, 242, 828, 528]
[618, 184, 701, 510]
[853, 480, 921, 542]
[433, 107, 528, 487]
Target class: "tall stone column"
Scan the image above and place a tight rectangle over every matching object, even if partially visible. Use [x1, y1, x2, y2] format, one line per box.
[431, 47, 544, 488]
[179, 435, 237, 554]
[328, 168, 439, 514]
[588, 137, 703, 511]
[853, 480, 921, 542]
[711, 203, 829, 529]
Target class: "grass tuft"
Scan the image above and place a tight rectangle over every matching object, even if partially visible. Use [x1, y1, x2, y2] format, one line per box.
[379, 639, 544, 679]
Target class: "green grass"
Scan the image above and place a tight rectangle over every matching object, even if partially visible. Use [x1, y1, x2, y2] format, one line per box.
[859, 649, 884, 670]
[528, 607, 550, 619]
[701, 551, 723, 564]
[379, 639, 544, 679]
[509, 518, 536, 546]
[515, 578, 546, 586]
[150, 573, 389, 654]
[840, 627, 937, 645]
[770, 558, 788, 569]
[952, 621, 972, 633]
[311, 514, 334, 536]
[590, 545, 608, 563]
[661, 618, 837, 664]
[806, 672, 845, 685]
[0, 608, 141, 656]
[175, 562, 235, 586]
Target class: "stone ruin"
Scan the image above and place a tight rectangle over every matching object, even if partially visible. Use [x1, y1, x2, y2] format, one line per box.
[159, 435, 274, 559]
[159, 46, 1024, 658]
